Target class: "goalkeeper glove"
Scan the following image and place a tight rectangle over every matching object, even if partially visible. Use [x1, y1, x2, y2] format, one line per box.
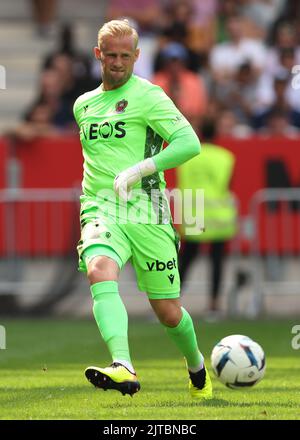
[114, 158, 156, 201]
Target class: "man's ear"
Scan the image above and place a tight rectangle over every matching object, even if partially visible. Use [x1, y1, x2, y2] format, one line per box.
[134, 48, 140, 62]
[94, 46, 101, 60]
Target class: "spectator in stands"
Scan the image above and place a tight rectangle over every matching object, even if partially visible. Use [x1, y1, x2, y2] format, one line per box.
[9, 102, 60, 142]
[268, 0, 300, 44]
[43, 23, 99, 93]
[30, 0, 57, 38]
[9, 59, 80, 141]
[216, 109, 253, 138]
[210, 13, 267, 83]
[266, 22, 300, 76]
[40, 57, 78, 129]
[213, 61, 262, 126]
[22, 66, 77, 133]
[253, 70, 300, 129]
[106, 0, 162, 34]
[238, 0, 286, 39]
[215, 0, 239, 43]
[259, 107, 299, 138]
[50, 54, 78, 103]
[178, 0, 218, 54]
[152, 42, 207, 133]
[154, 0, 200, 73]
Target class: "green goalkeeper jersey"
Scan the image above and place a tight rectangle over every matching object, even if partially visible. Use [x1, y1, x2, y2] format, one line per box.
[73, 74, 190, 223]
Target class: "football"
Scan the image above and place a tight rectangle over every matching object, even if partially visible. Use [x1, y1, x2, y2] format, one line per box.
[210, 334, 266, 389]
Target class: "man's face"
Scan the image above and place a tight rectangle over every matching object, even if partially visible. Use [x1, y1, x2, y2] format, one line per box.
[95, 35, 139, 89]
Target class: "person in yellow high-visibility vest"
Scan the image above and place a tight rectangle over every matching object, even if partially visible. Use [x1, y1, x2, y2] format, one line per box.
[177, 122, 237, 314]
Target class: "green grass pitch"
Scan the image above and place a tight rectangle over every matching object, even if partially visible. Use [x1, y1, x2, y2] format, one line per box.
[0, 318, 299, 420]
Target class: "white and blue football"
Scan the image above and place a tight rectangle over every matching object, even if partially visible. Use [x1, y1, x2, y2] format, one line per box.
[211, 334, 266, 389]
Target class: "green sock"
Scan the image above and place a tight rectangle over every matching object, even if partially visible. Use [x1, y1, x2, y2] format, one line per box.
[164, 307, 204, 370]
[91, 281, 132, 365]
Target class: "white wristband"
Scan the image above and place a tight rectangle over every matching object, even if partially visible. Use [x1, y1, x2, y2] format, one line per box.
[138, 158, 157, 177]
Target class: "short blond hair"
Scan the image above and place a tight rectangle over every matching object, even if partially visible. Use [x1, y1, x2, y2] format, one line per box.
[98, 19, 139, 49]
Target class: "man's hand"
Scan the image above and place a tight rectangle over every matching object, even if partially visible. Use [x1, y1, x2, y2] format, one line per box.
[114, 158, 156, 201]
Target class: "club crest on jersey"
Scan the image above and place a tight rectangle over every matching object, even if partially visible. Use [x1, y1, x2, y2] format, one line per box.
[115, 99, 128, 113]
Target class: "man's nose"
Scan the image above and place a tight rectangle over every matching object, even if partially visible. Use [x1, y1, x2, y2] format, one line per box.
[113, 56, 123, 66]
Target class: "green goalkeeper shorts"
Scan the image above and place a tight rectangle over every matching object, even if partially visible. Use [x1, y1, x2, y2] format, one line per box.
[77, 195, 180, 298]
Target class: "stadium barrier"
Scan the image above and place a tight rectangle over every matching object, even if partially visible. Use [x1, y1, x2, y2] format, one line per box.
[247, 188, 300, 316]
[0, 188, 80, 315]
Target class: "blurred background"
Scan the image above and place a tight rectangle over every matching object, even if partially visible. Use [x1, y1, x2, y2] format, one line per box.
[1, 0, 300, 320]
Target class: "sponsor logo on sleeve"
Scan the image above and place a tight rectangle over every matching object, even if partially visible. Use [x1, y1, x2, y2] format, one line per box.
[171, 115, 183, 125]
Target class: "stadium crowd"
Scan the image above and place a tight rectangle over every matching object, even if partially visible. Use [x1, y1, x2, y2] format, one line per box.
[11, 0, 300, 142]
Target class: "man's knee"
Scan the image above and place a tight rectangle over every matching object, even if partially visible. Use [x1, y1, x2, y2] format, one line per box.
[150, 299, 182, 327]
[87, 255, 119, 284]
[160, 312, 181, 327]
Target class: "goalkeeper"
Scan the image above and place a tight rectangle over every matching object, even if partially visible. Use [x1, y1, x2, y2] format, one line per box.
[73, 19, 212, 400]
